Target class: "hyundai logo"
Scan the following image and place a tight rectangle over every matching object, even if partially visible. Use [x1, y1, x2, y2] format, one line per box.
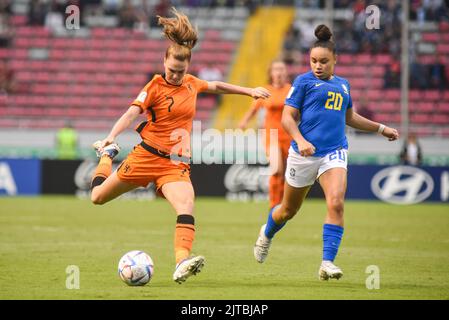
[371, 166, 434, 204]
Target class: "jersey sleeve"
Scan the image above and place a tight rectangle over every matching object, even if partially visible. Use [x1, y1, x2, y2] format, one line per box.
[131, 79, 156, 113]
[285, 77, 306, 110]
[192, 75, 209, 93]
[346, 80, 353, 109]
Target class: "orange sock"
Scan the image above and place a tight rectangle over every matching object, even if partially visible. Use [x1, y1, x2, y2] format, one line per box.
[174, 215, 195, 264]
[91, 156, 112, 189]
[269, 174, 285, 209]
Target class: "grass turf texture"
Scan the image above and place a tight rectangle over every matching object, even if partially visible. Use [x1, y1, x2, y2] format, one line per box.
[0, 196, 448, 300]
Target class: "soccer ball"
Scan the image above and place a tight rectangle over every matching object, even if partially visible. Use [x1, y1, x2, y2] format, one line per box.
[118, 250, 154, 286]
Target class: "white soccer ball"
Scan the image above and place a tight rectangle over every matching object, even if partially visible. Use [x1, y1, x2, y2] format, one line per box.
[118, 250, 154, 286]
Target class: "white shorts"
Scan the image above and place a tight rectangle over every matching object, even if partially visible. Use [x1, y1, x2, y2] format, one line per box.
[285, 146, 348, 188]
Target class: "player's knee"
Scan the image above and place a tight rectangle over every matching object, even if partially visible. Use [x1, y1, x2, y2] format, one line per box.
[177, 198, 194, 214]
[91, 192, 106, 205]
[328, 197, 344, 215]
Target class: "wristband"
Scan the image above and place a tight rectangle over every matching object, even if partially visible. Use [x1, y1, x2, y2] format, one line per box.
[377, 124, 386, 134]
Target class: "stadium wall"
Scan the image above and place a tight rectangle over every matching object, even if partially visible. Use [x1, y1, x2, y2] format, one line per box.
[1, 158, 448, 205]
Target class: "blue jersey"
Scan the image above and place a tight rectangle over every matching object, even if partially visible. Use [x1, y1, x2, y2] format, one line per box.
[285, 71, 353, 157]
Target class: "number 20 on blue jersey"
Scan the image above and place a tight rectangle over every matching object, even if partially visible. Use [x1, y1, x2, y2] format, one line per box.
[324, 91, 343, 111]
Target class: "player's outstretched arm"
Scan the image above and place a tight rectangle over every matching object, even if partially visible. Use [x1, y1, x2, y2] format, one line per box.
[99, 106, 142, 148]
[346, 108, 399, 141]
[239, 103, 259, 129]
[205, 81, 271, 99]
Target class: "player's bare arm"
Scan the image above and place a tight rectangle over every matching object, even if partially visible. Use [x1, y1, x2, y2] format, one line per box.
[282, 105, 316, 156]
[346, 108, 399, 141]
[239, 104, 259, 129]
[100, 105, 142, 149]
[205, 81, 271, 99]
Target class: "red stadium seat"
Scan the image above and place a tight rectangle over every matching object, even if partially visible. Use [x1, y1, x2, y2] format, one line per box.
[440, 21, 449, 31]
[355, 54, 372, 64]
[410, 113, 430, 124]
[371, 66, 384, 77]
[437, 44, 449, 54]
[409, 90, 421, 101]
[374, 54, 392, 65]
[334, 65, 352, 77]
[194, 110, 211, 121]
[0, 118, 17, 128]
[421, 32, 439, 42]
[437, 102, 449, 113]
[423, 90, 441, 101]
[374, 113, 400, 123]
[381, 102, 398, 112]
[204, 29, 221, 40]
[442, 33, 449, 43]
[440, 127, 449, 137]
[47, 107, 66, 117]
[417, 102, 434, 113]
[337, 54, 352, 65]
[14, 38, 32, 48]
[366, 90, 383, 100]
[15, 27, 49, 38]
[197, 96, 217, 110]
[414, 126, 434, 137]
[385, 89, 401, 101]
[431, 114, 449, 125]
[11, 15, 27, 26]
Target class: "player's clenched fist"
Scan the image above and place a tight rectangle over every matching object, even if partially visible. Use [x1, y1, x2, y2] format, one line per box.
[297, 139, 316, 157]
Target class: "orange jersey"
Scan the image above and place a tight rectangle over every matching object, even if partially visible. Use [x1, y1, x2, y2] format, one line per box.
[131, 74, 208, 158]
[251, 83, 292, 147]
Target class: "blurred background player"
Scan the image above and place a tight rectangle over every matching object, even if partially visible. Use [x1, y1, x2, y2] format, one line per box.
[55, 120, 78, 160]
[239, 60, 291, 209]
[89, 8, 270, 284]
[399, 132, 423, 166]
[253, 24, 399, 281]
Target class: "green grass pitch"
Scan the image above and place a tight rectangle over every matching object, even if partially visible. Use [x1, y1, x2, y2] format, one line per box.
[0, 196, 448, 300]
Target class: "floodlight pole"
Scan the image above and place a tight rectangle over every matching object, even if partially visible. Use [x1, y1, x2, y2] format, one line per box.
[401, 0, 410, 138]
[325, 0, 334, 32]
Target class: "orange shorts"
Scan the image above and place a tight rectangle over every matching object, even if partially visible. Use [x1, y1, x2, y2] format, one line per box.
[116, 144, 191, 191]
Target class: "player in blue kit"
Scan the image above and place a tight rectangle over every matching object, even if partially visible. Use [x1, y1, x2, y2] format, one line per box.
[253, 25, 399, 280]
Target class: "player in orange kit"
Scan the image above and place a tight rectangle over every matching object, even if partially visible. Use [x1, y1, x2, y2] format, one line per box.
[89, 8, 270, 284]
[239, 60, 291, 209]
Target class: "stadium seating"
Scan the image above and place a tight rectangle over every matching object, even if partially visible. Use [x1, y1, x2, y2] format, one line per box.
[1, 5, 246, 130]
[286, 8, 449, 137]
[1, 5, 448, 137]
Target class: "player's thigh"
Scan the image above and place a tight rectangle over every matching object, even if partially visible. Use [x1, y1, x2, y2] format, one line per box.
[317, 149, 348, 205]
[161, 181, 195, 215]
[318, 167, 347, 208]
[281, 182, 311, 216]
[91, 171, 138, 204]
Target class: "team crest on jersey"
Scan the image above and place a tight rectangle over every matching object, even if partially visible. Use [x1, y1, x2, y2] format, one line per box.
[341, 84, 349, 95]
[137, 91, 147, 103]
[187, 84, 193, 92]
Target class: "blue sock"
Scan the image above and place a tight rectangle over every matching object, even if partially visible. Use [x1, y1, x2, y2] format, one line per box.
[322, 224, 344, 262]
[264, 205, 286, 239]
